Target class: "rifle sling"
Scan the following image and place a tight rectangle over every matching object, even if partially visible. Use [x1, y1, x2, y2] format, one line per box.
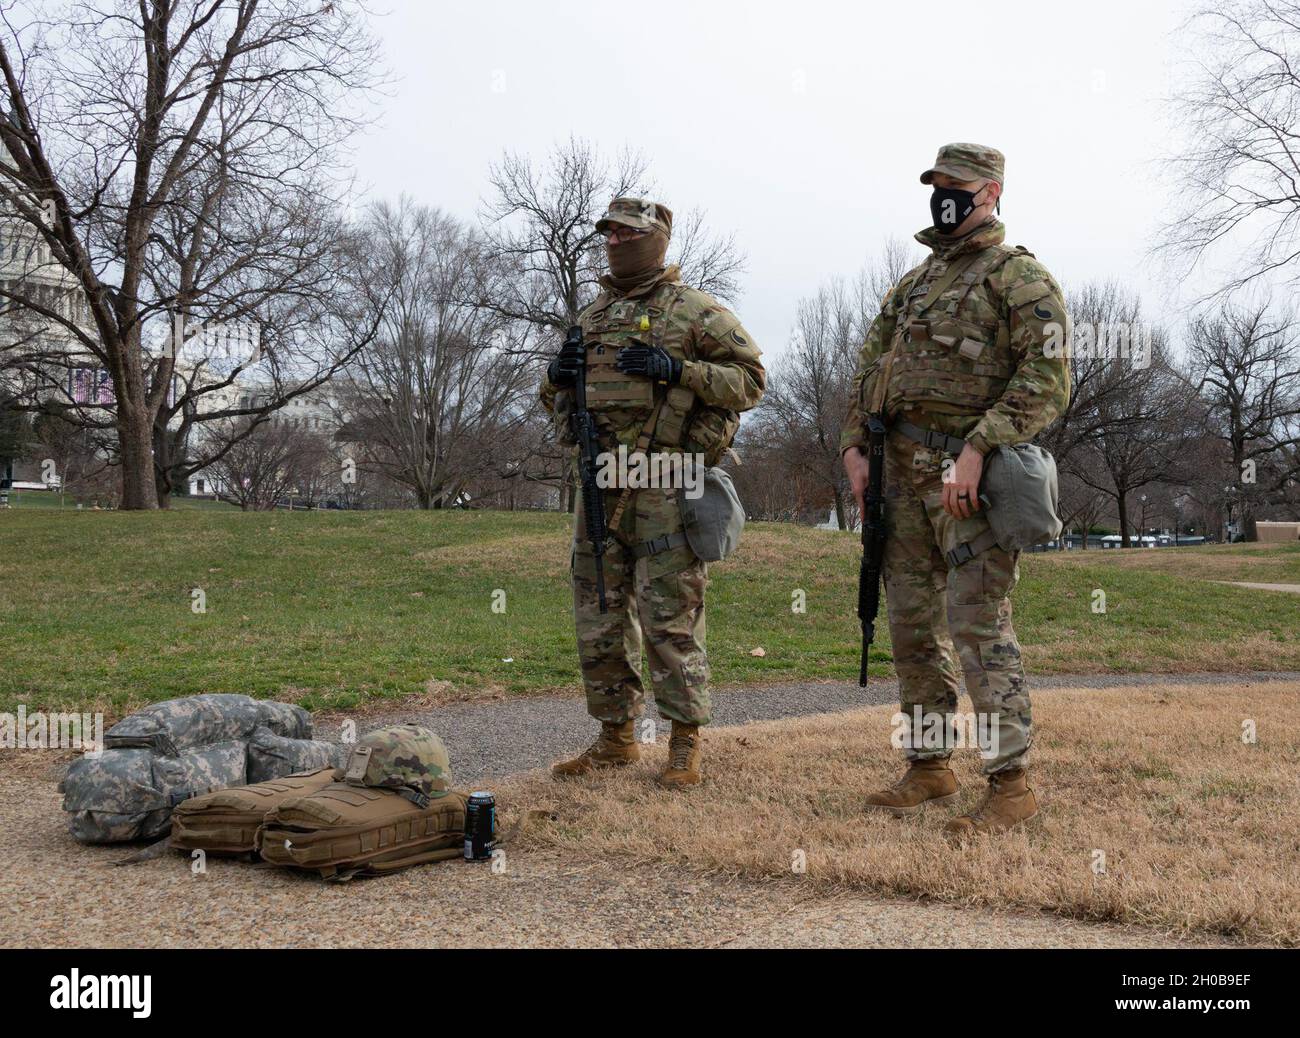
[606, 400, 663, 535]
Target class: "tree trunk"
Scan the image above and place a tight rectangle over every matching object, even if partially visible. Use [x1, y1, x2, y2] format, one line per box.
[562, 468, 576, 513]
[832, 485, 847, 532]
[152, 424, 175, 509]
[117, 403, 159, 510]
[1116, 492, 1130, 547]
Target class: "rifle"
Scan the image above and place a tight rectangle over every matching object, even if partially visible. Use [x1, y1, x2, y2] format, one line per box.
[567, 325, 608, 613]
[857, 414, 888, 686]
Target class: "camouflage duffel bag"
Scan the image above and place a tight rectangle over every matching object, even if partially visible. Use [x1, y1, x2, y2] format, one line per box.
[171, 767, 341, 855]
[61, 740, 248, 844]
[104, 693, 312, 756]
[247, 725, 342, 784]
[61, 694, 334, 844]
[258, 724, 463, 880]
[257, 784, 467, 880]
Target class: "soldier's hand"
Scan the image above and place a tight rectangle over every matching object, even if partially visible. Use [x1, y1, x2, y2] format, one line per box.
[616, 344, 681, 384]
[548, 332, 586, 388]
[942, 444, 985, 520]
[843, 447, 869, 515]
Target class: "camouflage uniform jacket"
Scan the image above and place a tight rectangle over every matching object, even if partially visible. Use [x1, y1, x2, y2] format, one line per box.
[840, 220, 1070, 456]
[540, 264, 765, 466]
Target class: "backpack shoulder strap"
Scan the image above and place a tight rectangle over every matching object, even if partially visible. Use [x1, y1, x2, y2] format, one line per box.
[919, 243, 1024, 318]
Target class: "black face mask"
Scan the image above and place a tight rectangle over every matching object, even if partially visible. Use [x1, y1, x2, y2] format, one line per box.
[930, 185, 981, 233]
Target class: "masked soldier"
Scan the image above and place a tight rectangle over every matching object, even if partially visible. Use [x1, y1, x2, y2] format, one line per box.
[841, 144, 1069, 835]
[540, 197, 765, 787]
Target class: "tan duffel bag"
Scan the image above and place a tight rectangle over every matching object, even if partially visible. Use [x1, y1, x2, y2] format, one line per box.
[257, 782, 467, 881]
[171, 768, 340, 855]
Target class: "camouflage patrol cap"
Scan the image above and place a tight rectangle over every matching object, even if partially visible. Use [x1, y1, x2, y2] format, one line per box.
[920, 143, 1005, 186]
[342, 724, 451, 808]
[595, 197, 673, 237]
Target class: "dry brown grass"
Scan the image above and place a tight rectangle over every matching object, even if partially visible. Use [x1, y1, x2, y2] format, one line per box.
[498, 680, 1300, 945]
[1047, 542, 1300, 582]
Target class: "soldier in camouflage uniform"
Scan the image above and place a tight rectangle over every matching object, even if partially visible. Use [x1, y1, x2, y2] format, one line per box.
[540, 197, 765, 787]
[841, 144, 1070, 835]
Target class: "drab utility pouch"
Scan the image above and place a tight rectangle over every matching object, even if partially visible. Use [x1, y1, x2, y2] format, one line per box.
[947, 443, 1063, 566]
[170, 767, 340, 856]
[678, 465, 745, 563]
[257, 783, 467, 881]
[655, 385, 698, 447]
[584, 341, 655, 407]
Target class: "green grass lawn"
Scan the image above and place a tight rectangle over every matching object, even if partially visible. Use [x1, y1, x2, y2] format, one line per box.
[4, 491, 237, 511]
[2, 509, 1298, 714]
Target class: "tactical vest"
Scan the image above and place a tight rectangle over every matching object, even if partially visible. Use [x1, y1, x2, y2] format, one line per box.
[580, 281, 737, 465]
[887, 243, 1026, 414]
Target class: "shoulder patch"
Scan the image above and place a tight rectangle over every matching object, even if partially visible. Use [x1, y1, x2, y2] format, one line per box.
[1006, 279, 1054, 309]
[701, 305, 741, 342]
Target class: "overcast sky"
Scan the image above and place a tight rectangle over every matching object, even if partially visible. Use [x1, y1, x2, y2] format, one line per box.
[350, 0, 1200, 366]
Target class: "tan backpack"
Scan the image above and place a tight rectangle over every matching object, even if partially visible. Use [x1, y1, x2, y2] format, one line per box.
[170, 767, 340, 855]
[257, 782, 467, 881]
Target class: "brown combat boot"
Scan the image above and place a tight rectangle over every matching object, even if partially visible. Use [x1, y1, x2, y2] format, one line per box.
[658, 721, 702, 788]
[863, 758, 959, 816]
[944, 767, 1039, 837]
[550, 721, 640, 779]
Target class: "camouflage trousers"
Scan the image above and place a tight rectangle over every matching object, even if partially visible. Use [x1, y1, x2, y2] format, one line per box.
[571, 483, 712, 726]
[882, 432, 1031, 774]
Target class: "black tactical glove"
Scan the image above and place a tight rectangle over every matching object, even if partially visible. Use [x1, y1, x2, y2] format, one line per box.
[616, 344, 682, 384]
[547, 327, 585, 387]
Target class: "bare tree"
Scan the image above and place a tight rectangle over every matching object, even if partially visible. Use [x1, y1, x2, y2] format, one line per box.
[1056, 465, 1110, 548]
[29, 400, 119, 505]
[338, 199, 539, 510]
[1187, 297, 1300, 538]
[204, 415, 318, 511]
[759, 239, 919, 530]
[1158, 1, 1300, 294]
[1040, 282, 1161, 465]
[666, 207, 747, 303]
[477, 138, 651, 335]
[1070, 332, 1203, 546]
[762, 277, 869, 530]
[0, 0, 385, 508]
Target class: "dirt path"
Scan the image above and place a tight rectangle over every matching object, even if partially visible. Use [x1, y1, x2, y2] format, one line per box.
[1217, 581, 1300, 594]
[0, 771, 1243, 949]
[6, 672, 1288, 949]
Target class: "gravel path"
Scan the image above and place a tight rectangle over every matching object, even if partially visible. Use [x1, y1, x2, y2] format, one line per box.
[321, 671, 1300, 786]
[1217, 581, 1300, 594]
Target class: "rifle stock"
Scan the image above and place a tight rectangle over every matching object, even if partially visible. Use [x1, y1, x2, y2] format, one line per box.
[568, 326, 608, 613]
[858, 415, 888, 685]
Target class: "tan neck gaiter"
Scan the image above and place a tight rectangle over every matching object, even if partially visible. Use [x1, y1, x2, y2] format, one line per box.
[606, 230, 669, 293]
